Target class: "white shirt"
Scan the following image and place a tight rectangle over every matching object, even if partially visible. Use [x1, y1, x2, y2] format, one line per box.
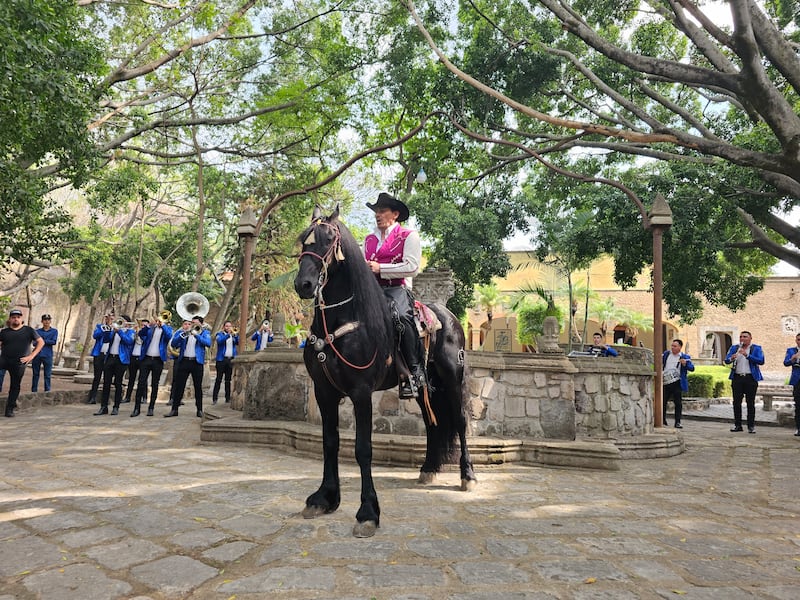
[184, 334, 197, 358]
[146, 327, 163, 357]
[224, 336, 234, 358]
[734, 346, 751, 375]
[664, 352, 681, 373]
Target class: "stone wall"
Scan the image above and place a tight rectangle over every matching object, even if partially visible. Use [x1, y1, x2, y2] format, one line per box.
[232, 347, 655, 441]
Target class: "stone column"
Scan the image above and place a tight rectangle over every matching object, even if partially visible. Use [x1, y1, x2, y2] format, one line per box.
[414, 267, 455, 305]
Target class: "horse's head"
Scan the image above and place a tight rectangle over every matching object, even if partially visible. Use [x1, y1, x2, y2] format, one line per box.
[294, 205, 345, 299]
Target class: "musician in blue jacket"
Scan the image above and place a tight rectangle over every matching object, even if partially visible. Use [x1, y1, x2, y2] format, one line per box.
[93, 316, 135, 416]
[724, 331, 764, 434]
[250, 320, 273, 350]
[134, 317, 174, 417]
[783, 332, 800, 437]
[661, 339, 694, 429]
[87, 313, 115, 405]
[212, 321, 239, 404]
[165, 316, 212, 418]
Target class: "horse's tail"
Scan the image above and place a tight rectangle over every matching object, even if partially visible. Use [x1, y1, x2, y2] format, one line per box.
[425, 306, 470, 469]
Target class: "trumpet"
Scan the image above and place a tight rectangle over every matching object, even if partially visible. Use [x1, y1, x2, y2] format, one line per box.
[232, 327, 239, 335]
[112, 318, 134, 329]
[154, 309, 172, 326]
[191, 324, 205, 336]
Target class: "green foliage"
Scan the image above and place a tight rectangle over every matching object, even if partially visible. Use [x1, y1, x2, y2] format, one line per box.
[516, 300, 563, 348]
[687, 373, 714, 398]
[410, 180, 527, 317]
[688, 365, 732, 398]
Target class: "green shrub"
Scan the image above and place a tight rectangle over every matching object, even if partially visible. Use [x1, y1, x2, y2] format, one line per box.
[687, 373, 714, 397]
[686, 365, 731, 397]
[516, 302, 563, 349]
[713, 379, 730, 398]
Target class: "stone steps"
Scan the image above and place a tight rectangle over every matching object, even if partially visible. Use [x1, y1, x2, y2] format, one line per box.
[200, 406, 685, 471]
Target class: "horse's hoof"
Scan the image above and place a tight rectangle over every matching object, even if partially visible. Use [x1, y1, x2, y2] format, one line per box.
[302, 505, 328, 519]
[461, 478, 477, 492]
[417, 471, 436, 485]
[353, 520, 378, 538]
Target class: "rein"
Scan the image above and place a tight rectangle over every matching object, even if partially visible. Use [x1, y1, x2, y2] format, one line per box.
[299, 222, 378, 373]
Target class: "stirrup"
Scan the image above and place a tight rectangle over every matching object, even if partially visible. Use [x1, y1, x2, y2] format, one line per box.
[399, 376, 418, 399]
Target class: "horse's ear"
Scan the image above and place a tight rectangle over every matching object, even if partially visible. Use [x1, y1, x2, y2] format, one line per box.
[330, 204, 340, 222]
[311, 205, 323, 222]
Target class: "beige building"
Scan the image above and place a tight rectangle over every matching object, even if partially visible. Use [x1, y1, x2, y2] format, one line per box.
[466, 252, 800, 381]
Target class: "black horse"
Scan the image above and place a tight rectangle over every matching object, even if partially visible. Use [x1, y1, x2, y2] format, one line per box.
[293, 205, 476, 537]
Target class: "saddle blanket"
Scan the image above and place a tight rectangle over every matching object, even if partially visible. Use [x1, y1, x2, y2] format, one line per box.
[414, 301, 442, 336]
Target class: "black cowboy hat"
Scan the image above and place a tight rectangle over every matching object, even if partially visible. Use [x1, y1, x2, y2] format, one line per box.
[365, 192, 409, 223]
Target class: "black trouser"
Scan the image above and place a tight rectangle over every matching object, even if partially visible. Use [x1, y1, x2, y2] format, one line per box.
[663, 381, 683, 424]
[136, 355, 165, 410]
[0, 356, 25, 415]
[172, 358, 204, 412]
[382, 285, 421, 373]
[213, 357, 233, 403]
[100, 355, 127, 408]
[125, 355, 141, 400]
[732, 374, 758, 429]
[89, 353, 107, 399]
[793, 382, 800, 430]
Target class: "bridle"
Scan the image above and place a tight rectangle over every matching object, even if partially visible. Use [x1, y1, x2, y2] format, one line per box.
[298, 220, 378, 374]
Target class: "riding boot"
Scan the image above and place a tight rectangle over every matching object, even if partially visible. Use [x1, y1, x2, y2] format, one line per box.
[398, 326, 422, 399]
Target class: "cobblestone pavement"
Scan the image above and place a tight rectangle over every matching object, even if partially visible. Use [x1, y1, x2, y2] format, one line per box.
[1, 404, 798, 600]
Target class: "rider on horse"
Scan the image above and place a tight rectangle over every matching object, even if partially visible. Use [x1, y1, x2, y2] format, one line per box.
[364, 192, 425, 399]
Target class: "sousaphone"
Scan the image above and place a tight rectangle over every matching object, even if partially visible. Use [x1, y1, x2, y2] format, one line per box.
[176, 292, 210, 321]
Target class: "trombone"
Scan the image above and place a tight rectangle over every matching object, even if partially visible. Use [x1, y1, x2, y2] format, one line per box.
[112, 318, 135, 329]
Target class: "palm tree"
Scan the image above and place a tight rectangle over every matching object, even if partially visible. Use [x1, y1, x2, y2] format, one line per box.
[589, 298, 628, 341]
[473, 283, 507, 326]
[619, 310, 653, 345]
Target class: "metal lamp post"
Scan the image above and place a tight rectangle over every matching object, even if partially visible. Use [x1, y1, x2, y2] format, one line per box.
[237, 206, 258, 354]
[648, 193, 673, 428]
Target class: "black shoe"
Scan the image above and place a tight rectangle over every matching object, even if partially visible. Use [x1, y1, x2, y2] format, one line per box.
[224, 399, 229, 403]
[748, 427, 756, 434]
[130, 408, 140, 417]
[663, 420, 668, 427]
[110, 406, 119, 415]
[674, 423, 683, 429]
[121, 398, 131, 404]
[164, 410, 179, 418]
[4, 411, 13, 418]
[730, 426, 743, 432]
[146, 408, 154, 416]
[93, 407, 109, 416]
[86, 395, 97, 405]
[794, 430, 800, 436]
[212, 399, 217, 405]
[196, 410, 203, 418]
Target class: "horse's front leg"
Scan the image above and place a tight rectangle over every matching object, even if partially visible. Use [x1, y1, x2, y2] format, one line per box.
[303, 391, 341, 518]
[351, 391, 380, 537]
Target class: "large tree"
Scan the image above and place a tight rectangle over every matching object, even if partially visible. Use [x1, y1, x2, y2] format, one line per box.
[398, 0, 800, 318]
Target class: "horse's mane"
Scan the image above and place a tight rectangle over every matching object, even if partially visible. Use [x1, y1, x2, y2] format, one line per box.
[333, 219, 393, 347]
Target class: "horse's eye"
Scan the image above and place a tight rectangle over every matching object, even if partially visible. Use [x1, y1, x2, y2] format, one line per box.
[303, 230, 316, 246]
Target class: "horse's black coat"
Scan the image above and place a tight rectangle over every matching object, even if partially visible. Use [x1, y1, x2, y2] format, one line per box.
[294, 206, 476, 536]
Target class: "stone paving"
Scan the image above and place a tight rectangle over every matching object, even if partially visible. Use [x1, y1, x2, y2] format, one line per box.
[1, 403, 799, 600]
